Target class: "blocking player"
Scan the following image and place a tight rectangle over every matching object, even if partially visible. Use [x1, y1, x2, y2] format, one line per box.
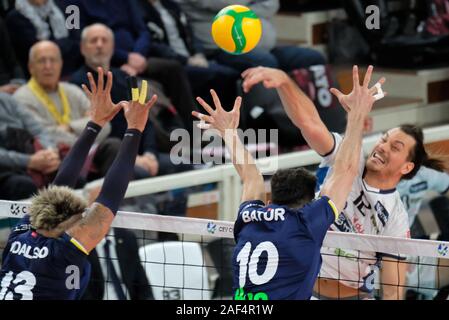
[191, 65, 377, 299]
[241, 65, 442, 299]
[0, 68, 157, 300]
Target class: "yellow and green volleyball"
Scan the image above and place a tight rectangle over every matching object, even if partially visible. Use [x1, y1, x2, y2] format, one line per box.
[211, 5, 262, 55]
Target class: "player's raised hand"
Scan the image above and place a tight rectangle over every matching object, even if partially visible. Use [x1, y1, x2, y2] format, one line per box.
[81, 67, 124, 127]
[122, 95, 158, 132]
[192, 89, 241, 136]
[330, 65, 387, 117]
[241, 66, 289, 93]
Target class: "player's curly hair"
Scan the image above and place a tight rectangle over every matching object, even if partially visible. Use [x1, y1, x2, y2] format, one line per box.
[29, 185, 87, 230]
[271, 168, 316, 208]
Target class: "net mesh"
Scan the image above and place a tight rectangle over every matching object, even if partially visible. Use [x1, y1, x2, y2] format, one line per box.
[1, 200, 449, 300]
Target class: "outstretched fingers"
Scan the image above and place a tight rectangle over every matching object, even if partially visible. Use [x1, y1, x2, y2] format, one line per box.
[233, 96, 242, 113]
[210, 89, 223, 110]
[363, 65, 373, 89]
[81, 84, 92, 99]
[352, 65, 360, 89]
[192, 111, 214, 124]
[196, 96, 215, 115]
[97, 67, 104, 93]
[87, 72, 97, 95]
[241, 67, 258, 79]
[330, 88, 350, 112]
[145, 94, 158, 110]
[369, 77, 386, 95]
[105, 71, 113, 95]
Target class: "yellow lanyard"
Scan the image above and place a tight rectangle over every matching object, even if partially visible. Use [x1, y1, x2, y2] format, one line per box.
[28, 77, 71, 125]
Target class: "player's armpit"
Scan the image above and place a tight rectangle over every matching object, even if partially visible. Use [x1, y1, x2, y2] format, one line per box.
[66, 202, 114, 254]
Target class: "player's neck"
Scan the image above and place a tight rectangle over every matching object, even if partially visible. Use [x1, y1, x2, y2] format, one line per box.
[37, 229, 61, 238]
[364, 169, 400, 190]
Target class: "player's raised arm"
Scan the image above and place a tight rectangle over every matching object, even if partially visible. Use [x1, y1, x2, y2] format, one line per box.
[320, 66, 382, 213]
[241, 66, 334, 156]
[53, 68, 123, 188]
[193, 90, 265, 203]
[67, 80, 158, 253]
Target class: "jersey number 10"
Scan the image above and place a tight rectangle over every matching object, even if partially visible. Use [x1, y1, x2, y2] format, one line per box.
[236, 241, 279, 288]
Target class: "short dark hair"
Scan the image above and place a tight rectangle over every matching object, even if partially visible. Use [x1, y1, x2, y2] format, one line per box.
[400, 124, 446, 180]
[30, 185, 87, 230]
[271, 168, 316, 208]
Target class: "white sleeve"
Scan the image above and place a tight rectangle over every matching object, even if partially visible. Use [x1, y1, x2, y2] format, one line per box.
[319, 132, 365, 176]
[382, 198, 410, 239]
[319, 132, 343, 168]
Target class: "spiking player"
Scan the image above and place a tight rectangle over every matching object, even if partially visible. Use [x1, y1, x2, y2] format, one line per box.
[241, 65, 445, 299]
[0, 68, 157, 300]
[192, 65, 377, 299]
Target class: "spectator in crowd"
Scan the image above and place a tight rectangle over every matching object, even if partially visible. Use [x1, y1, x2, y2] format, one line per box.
[0, 17, 25, 94]
[0, 0, 15, 18]
[0, 92, 60, 200]
[60, 0, 198, 132]
[71, 23, 192, 177]
[13, 40, 125, 181]
[137, 0, 239, 107]
[6, 0, 81, 76]
[82, 228, 153, 300]
[175, 0, 326, 72]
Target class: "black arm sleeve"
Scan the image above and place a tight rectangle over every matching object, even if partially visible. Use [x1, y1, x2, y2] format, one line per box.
[53, 121, 101, 187]
[95, 129, 142, 215]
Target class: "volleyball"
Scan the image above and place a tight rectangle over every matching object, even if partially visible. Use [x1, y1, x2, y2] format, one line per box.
[211, 5, 262, 55]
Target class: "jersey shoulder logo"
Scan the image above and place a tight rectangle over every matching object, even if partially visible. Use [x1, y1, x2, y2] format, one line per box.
[334, 212, 354, 233]
[409, 181, 428, 193]
[374, 201, 389, 227]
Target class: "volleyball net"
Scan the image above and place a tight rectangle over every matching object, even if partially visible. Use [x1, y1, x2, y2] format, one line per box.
[1, 200, 449, 300]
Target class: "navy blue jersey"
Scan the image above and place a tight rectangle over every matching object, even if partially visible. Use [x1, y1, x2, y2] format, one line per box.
[0, 216, 90, 300]
[232, 196, 338, 300]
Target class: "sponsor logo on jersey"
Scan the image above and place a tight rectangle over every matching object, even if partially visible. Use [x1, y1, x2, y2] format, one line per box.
[374, 201, 389, 227]
[9, 241, 49, 259]
[334, 213, 354, 233]
[352, 216, 365, 233]
[409, 181, 428, 193]
[234, 287, 268, 300]
[241, 208, 285, 223]
[207, 222, 217, 234]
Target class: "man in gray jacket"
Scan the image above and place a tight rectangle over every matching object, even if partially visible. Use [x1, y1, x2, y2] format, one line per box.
[0, 92, 60, 200]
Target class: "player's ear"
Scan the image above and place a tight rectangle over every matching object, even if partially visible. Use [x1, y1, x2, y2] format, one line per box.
[401, 161, 414, 176]
[267, 200, 272, 205]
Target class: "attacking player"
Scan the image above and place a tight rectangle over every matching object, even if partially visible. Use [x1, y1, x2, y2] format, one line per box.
[0, 68, 157, 300]
[192, 65, 378, 300]
[241, 65, 444, 299]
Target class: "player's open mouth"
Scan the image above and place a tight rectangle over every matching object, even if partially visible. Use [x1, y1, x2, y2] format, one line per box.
[372, 152, 386, 164]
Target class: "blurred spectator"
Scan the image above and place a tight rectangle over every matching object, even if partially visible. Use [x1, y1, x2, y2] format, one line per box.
[175, 0, 326, 72]
[0, 92, 60, 200]
[81, 228, 154, 300]
[138, 0, 239, 107]
[61, 0, 198, 133]
[6, 0, 82, 76]
[0, 0, 15, 18]
[71, 23, 192, 177]
[13, 40, 125, 181]
[0, 17, 25, 94]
